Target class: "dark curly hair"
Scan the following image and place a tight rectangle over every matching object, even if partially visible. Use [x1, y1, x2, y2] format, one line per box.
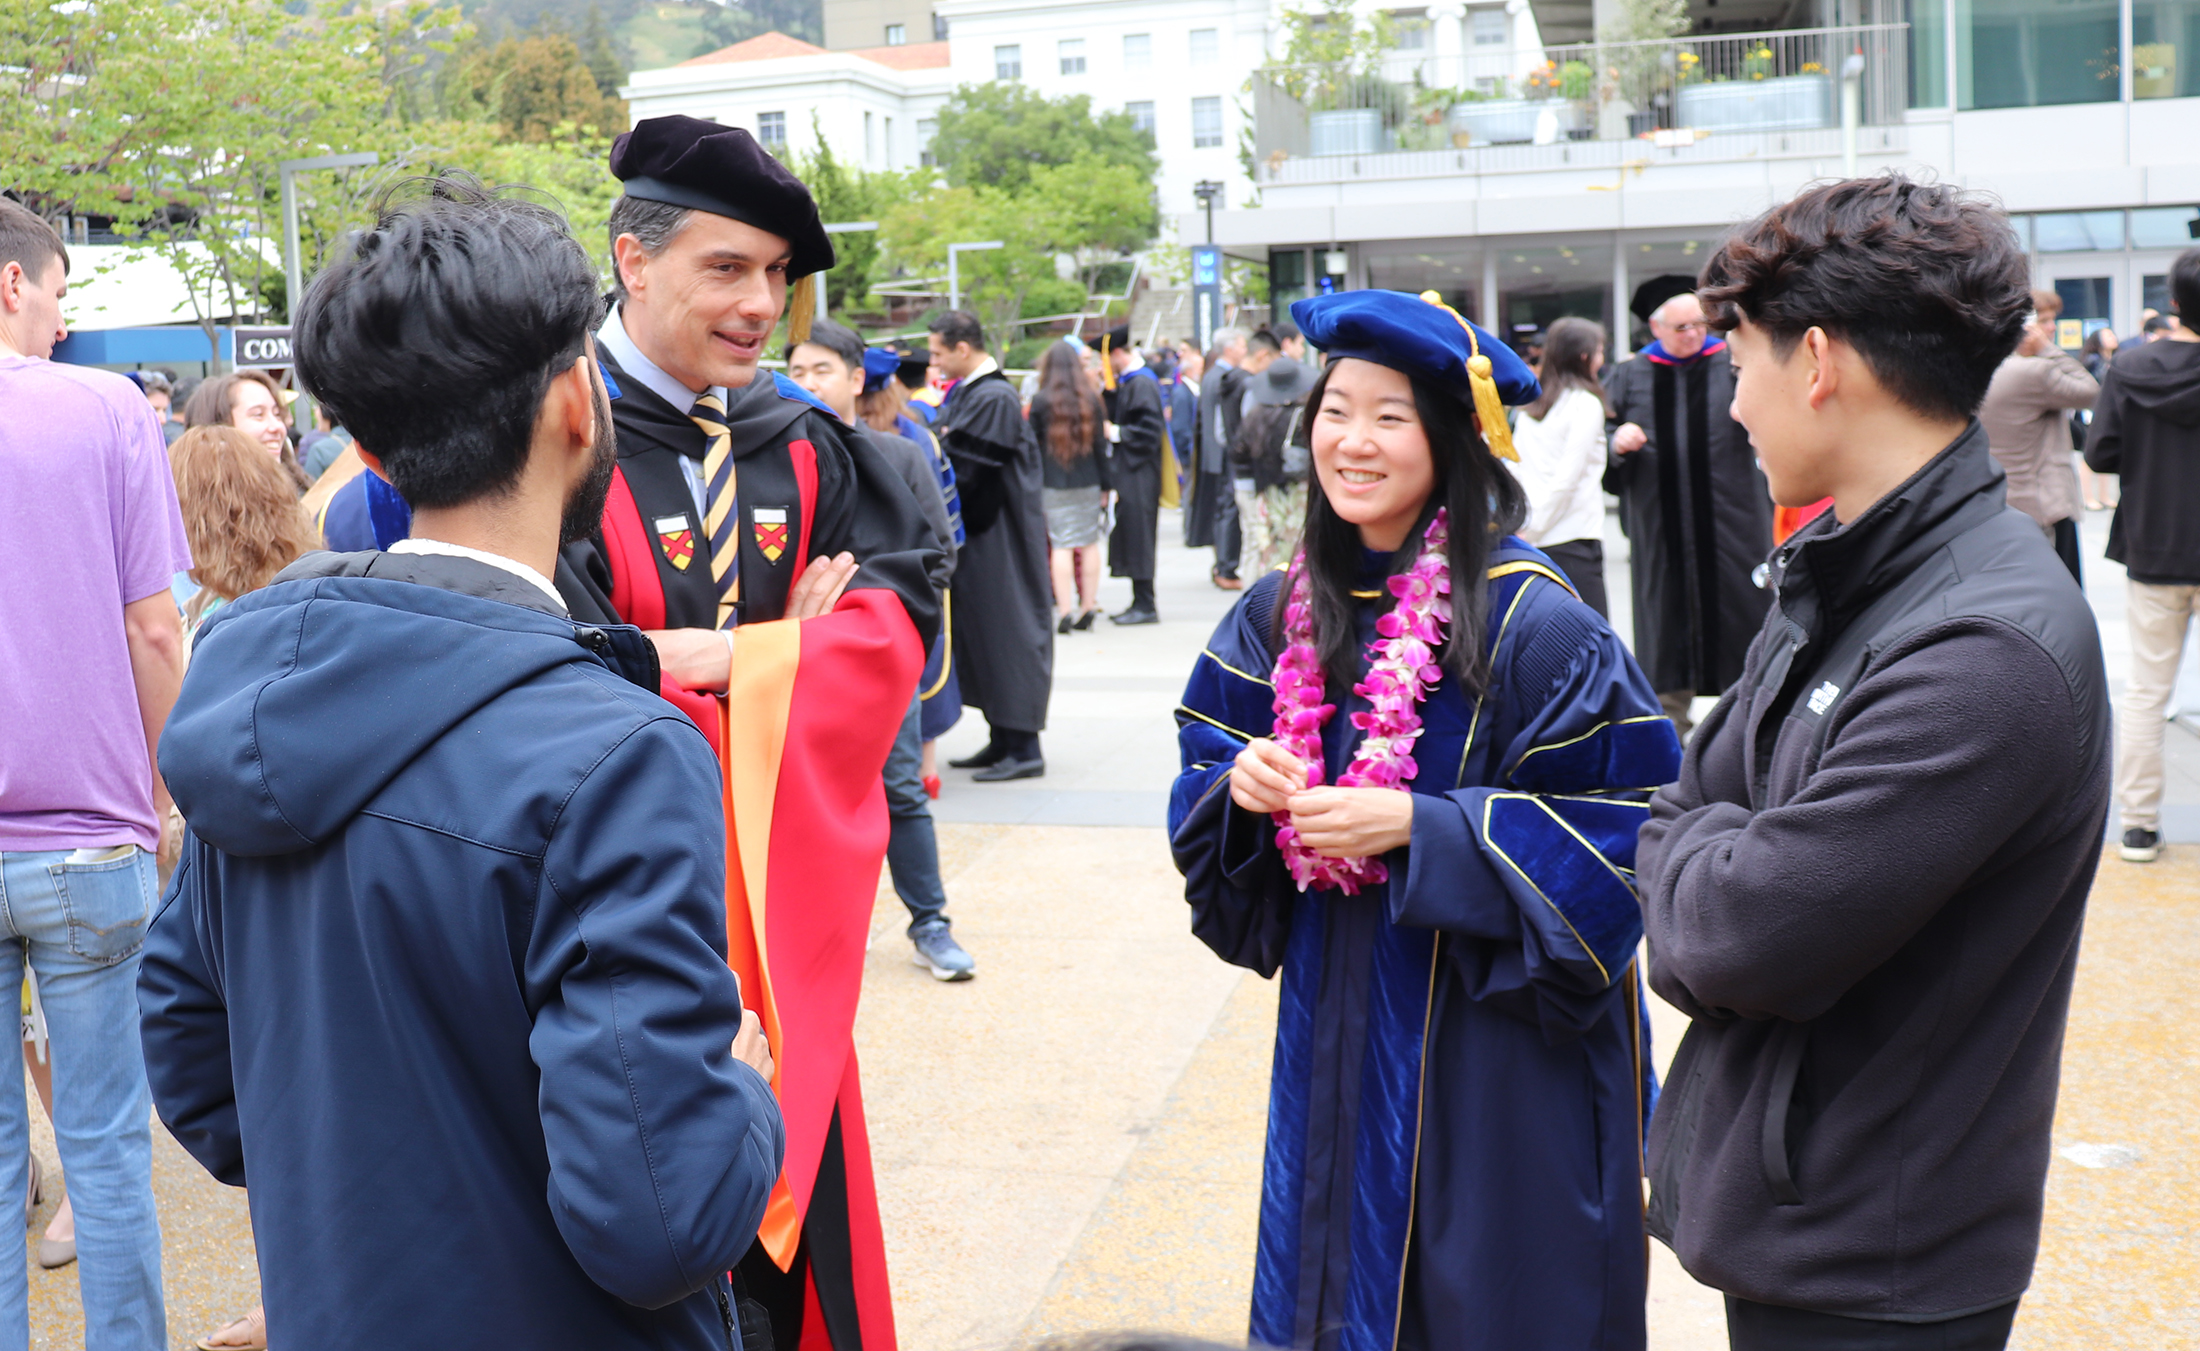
[294, 173, 602, 510]
[1697, 173, 2030, 421]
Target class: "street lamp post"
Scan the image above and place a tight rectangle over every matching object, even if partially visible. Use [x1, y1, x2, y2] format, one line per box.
[946, 239, 1004, 313]
[279, 152, 380, 325]
[278, 152, 377, 417]
[1192, 180, 1224, 245]
[818, 220, 880, 325]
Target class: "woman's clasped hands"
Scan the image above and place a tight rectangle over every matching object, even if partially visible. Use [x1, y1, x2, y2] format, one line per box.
[1230, 737, 1414, 860]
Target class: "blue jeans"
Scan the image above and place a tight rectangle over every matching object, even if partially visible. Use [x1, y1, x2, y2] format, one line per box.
[0, 849, 165, 1351]
[881, 695, 950, 935]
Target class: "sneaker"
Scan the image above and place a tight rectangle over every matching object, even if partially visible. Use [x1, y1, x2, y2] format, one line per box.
[910, 923, 975, 981]
[2120, 827, 2161, 863]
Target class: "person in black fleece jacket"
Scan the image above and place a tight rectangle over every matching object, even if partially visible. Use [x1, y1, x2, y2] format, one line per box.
[1637, 175, 2111, 1351]
[2083, 247, 2200, 862]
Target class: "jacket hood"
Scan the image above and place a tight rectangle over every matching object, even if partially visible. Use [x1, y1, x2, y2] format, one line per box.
[2109, 339, 2200, 425]
[161, 556, 656, 857]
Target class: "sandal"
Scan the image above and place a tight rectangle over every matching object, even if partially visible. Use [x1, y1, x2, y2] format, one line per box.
[194, 1307, 267, 1350]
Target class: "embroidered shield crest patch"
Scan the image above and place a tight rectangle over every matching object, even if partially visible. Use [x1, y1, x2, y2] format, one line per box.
[654, 515, 695, 572]
[753, 506, 790, 563]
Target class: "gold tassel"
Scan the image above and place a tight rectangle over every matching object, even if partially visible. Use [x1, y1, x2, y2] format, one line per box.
[787, 275, 816, 346]
[1420, 290, 1517, 461]
[1100, 332, 1117, 391]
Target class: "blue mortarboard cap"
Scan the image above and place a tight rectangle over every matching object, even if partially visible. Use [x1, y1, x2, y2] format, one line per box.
[861, 347, 900, 394]
[1291, 290, 1541, 460]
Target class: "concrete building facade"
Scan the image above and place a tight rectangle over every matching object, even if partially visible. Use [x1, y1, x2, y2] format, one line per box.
[621, 33, 954, 174]
[1195, 1, 2200, 350]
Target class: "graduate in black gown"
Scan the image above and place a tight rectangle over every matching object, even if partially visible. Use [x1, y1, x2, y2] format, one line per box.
[1602, 285, 1774, 733]
[1169, 290, 1681, 1351]
[1091, 325, 1165, 625]
[927, 309, 1054, 780]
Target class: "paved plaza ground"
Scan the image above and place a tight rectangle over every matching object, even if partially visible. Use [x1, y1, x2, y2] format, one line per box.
[23, 505, 2197, 1348]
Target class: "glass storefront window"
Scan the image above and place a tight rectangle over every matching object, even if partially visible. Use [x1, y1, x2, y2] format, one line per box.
[2053, 278, 2114, 344]
[1363, 241, 1480, 305]
[1497, 243, 1612, 356]
[2132, 206, 2200, 248]
[2133, 0, 2200, 97]
[1956, 0, 2120, 108]
[2033, 211, 2124, 252]
[1911, 0, 1949, 107]
[1271, 249, 1311, 314]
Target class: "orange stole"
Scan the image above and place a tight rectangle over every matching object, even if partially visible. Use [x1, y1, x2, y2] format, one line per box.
[718, 586, 921, 1351]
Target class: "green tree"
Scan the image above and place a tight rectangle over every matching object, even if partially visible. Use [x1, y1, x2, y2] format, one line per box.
[578, 1, 625, 98]
[928, 83, 1159, 199]
[877, 152, 1159, 343]
[1, 0, 392, 360]
[373, 0, 471, 125]
[442, 29, 626, 141]
[790, 133, 927, 320]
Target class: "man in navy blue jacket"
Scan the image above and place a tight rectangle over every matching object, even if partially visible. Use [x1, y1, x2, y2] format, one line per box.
[139, 177, 785, 1350]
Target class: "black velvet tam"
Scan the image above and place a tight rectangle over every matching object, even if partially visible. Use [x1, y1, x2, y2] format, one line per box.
[610, 115, 836, 278]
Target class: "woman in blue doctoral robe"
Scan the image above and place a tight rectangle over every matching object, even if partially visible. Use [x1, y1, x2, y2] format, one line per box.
[1168, 290, 1681, 1351]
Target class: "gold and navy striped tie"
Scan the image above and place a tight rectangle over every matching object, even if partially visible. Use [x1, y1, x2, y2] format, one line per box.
[692, 393, 739, 629]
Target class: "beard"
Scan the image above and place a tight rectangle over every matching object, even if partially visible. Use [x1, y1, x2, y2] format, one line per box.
[559, 363, 620, 545]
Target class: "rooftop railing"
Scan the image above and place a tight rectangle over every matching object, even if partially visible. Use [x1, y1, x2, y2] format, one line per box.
[1251, 24, 1911, 172]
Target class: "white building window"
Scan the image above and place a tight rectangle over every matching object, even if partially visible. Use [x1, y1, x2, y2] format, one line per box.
[1189, 28, 1219, 63]
[885, 22, 905, 44]
[865, 111, 875, 162]
[1059, 38, 1086, 75]
[1123, 32, 1152, 67]
[933, 12, 947, 39]
[884, 115, 895, 162]
[1471, 8, 1507, 45]
[995, 44, 1022, 79]
[757, 111, 786, 149]
[1391, 9, 1429, 48]
[1191, 96, 1222, 147]
[1127, 100, 1156, 137]
[918, 118, 938, 166]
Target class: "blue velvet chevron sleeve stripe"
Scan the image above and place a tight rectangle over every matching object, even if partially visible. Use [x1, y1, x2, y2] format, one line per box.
[1169, 576, 1293, 976]
[1394, 582, 1681, 996]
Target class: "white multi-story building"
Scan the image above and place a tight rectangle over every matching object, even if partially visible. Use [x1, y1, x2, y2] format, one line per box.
[620, 33, 954, 174]
[1199, 0, 2200, 349]
[621, 0, 1548, 226]
[621, 0, 2200, 352]
[927, 0, 1269, 219]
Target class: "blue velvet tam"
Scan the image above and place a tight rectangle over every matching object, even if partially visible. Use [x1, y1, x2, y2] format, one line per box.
[861, 347, 900, 394]
[1290, 290, 1541, 460]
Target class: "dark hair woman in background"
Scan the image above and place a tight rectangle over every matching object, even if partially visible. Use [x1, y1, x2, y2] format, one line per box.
[1510, 314, 1615, 615]
[1030, 339, 1112, 633]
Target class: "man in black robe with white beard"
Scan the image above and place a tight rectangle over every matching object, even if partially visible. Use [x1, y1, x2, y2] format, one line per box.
[1603, 289, 1774, 737]
[928, 309, 1053, 780]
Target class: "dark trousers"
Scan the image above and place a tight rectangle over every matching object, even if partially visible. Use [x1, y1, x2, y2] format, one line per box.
[2052, 516, 2083, 585]
[1727, 1297, 2018, 1351]
[1539, 537, 1609, 618]
[1213, 484, 1241, 577]
[882, 693, 949, 934]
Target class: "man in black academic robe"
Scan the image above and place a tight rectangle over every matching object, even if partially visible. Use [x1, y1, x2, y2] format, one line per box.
[1093, 327, 1166, 625]
[1183, 328, 1243, 558]
[927, 309, 1054, 780]
[1603, 292, 1773, 735]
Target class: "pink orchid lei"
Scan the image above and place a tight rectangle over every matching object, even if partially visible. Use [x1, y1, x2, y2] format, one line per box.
[1269, 508, 1453, 895]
